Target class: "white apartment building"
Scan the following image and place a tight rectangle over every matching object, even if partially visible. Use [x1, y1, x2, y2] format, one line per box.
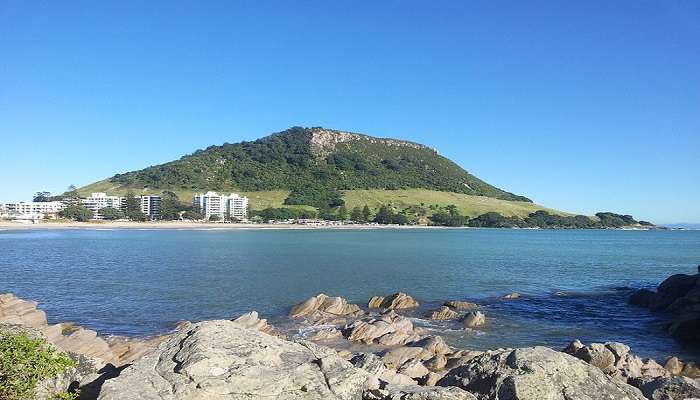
[81, 192, 124, 220]
[140, 195, 162, 219]
[193, 191, 248, 221]
[0, 201, 65, 219]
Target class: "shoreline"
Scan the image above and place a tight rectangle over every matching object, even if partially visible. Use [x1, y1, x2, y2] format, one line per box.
[0, 220, 665, 231]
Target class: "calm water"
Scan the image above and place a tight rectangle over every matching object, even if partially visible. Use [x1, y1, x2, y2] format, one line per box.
[1, 228, 699, 361]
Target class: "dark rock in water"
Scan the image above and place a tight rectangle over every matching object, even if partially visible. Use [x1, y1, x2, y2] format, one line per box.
[628, 266, 700, 343]
[629, 288, 656, 307]
[638, 376, 700, 400]
[437, 346, 646, 400]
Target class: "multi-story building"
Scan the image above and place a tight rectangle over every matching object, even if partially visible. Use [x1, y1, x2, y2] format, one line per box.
[1, 201, 65, 219]
[81, 192, 123, 220]
[140, 195, 162, 219]
[193, 191, 248, 221]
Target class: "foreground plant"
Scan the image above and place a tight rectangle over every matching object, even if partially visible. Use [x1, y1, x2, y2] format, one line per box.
[0, 329, 76, 400]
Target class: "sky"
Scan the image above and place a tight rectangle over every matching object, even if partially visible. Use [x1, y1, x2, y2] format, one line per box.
[1, 1, 699, 223]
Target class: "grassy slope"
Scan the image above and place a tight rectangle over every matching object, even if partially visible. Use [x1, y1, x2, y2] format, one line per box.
[343, 189, 568, 218]
[79, 181, 566, 217]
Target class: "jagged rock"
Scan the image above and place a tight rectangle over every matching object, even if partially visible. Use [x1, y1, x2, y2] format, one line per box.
[290, 293, 364, 321]
[0, 293, 48, 327]
[382, 347, 426, 369]
[343, 310, 422, 345]
[0, 293, 164, 365]
[98, 320, 372, 400]
[398, 360, 430, 379]
[424, 355, 447, 371]
[682, 361, 700, 378]
[106, 335, 167, 364]
[462, 311, 485, 329]
[638, 376, 700, 400]
[664, 356, 683, 375]
[425, 306, 459, 321]
[438, 346, 646, 400]
[419, 371, 445, 387]
[502, 292, 521, 300]
[444, 351, 484, 370]
[564, 340, 669, 382]
[365, 384, 476, 400]
[369, 293, 420, 310]
[352, 353, 387, 376]
[311, 327, 343, 341]
[409, 336, 452, 357]
[575, 343, 616, 372]
[380, 369, 418, 386]
[231, 310, 275, 334]
[443, 301, 478, 310]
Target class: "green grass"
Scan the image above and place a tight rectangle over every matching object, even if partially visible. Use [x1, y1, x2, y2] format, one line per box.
[342, 189, 569, 218]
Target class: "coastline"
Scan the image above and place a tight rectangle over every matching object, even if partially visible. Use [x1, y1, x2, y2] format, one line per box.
[0, 220, 434, 230]
[0, 220, 663, 231]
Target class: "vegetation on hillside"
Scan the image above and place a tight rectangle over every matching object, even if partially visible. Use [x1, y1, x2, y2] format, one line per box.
[97, 127, 530, 208]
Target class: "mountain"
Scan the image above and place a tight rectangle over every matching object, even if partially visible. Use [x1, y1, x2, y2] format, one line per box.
[82, 127, 530, 201]
[79, 126, 553, 215]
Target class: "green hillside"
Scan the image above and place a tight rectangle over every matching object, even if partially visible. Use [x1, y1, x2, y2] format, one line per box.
[82, 127, 532, 209]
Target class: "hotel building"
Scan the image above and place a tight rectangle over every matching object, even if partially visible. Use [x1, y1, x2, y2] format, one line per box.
[193, 191, 248, 221]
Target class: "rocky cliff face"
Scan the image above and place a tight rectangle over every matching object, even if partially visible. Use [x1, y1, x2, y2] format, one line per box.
[309, 128, 431, 159]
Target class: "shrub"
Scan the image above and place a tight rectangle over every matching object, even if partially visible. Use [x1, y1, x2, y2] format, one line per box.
[58, 205, 93, 222]
[0, 330, 77, 400]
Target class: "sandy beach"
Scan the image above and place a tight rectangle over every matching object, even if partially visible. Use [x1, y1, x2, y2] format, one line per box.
[0, 220, 434, 230]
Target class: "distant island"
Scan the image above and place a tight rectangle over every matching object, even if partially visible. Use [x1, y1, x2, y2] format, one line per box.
[2, 127, 653, 229]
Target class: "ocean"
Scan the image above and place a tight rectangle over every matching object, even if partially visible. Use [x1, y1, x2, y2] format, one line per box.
[1, 227, 699, 361]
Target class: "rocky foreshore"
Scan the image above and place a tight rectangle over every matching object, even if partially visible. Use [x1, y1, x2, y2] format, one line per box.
[2, 290, 700, 400]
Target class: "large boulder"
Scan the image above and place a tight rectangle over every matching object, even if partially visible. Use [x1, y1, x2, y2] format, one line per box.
[343, 310, 422, 345]
[369, 293, 420, 310]
[628, 267, 700, 343]
[290, 293, 365, 321]
[425, 307, 459, 321]
[98, 320, 373, 400]
[437, 346, 646, 400]
[364, 384, 477, 400]
[462, 312, 485, 329]
[637, 376, 700, 400]
[563, 340, 669, 383]
[443, 301, 478, 311]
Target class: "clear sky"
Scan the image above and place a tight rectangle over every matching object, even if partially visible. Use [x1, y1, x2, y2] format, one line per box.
[1, 1, 699, 223]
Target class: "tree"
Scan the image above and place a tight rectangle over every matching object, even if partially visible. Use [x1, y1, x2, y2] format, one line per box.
[58, 205, 93, 222]
[373, 205, 393, 224]
[337, 205, 348, 221]
[61, 185, 80, 206]
[362, 205, 371, 222]
[32, 192, 52, 202]
[182, 210, 203, 220]
[209, 214, 221, 222]
[99, 207, 124, 220]
[160, 191, 184, 220]
[124, 192, 147, 221]
[350, 207, 363, 222]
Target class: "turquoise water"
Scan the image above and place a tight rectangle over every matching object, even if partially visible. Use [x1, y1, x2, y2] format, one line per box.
[1, 228, 699, 360]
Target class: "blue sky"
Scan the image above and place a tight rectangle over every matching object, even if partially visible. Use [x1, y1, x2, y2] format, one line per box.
[1, 1, 699, 223]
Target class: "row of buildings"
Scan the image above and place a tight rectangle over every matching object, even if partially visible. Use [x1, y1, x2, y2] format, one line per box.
[0, 191, 249, 222]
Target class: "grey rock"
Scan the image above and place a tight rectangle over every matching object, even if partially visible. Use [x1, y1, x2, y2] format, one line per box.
[365, 384, 476, 400]
[462, 311, 485, 329]
[98, 320, 372, 400]
[638, 376, 700, 400]
[437, 346, 646, 400]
